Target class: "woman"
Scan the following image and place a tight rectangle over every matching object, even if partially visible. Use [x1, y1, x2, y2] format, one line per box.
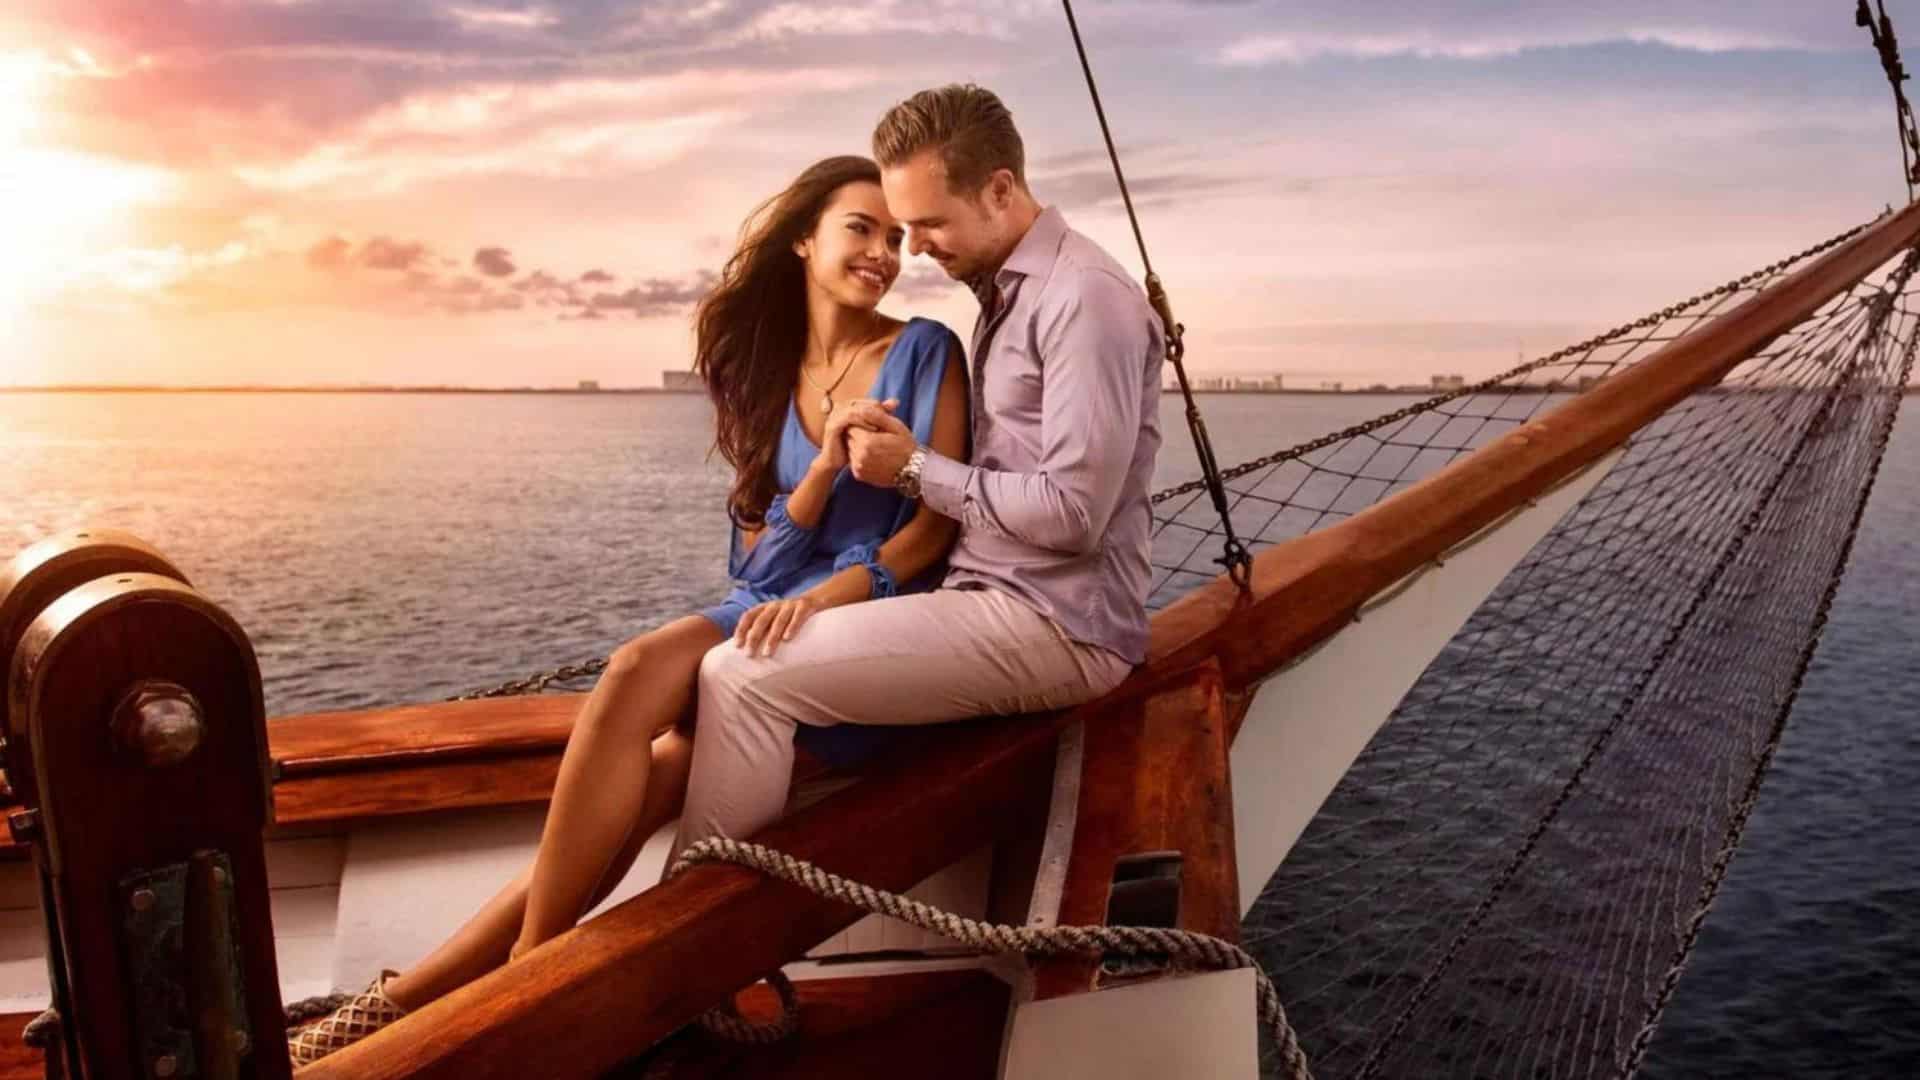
[289, 155, 970, 1064]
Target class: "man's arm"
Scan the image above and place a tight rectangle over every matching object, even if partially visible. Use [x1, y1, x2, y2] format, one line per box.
[918, 271, 1152, 555]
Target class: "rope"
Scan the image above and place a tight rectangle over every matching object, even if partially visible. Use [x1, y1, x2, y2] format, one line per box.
[1059, 0, 1252, 588]
[1858, 0, 1920, 198]
[1348, 243, 1920, 1080]
[1616, 248, 1920, 1075]
[669, 836, 1314, 1080]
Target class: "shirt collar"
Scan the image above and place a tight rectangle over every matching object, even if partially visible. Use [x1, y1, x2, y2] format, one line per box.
[997, 205, 1067, 285]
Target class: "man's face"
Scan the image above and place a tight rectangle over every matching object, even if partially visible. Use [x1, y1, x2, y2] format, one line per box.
[881, 149, 1005, 283]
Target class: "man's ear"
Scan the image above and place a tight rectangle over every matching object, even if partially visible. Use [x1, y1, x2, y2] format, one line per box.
[988, 170, 1016, 211]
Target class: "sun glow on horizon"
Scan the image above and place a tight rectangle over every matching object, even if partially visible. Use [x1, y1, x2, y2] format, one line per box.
[0, 52, 177, 343]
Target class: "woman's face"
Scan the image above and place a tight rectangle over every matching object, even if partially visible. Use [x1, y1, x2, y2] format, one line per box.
[795, 180, 904, 311]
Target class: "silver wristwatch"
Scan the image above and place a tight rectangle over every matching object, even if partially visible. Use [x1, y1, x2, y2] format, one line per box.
[894, 444, 930, 499]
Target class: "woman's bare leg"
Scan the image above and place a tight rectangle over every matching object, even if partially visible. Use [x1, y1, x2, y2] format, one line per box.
[515, 618, 718, 952]
[381, 621, 712, 1009]
[383, 730, 695, 1009]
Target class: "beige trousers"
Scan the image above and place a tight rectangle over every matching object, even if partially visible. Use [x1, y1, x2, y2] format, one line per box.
[671, 586, 1133, 859]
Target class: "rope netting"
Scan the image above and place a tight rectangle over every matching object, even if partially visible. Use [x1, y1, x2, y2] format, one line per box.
[1226, 224, 1919, 1078]
[452, 214, 1914, 1078]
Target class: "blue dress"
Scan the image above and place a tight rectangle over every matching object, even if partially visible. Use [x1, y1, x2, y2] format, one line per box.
[699, 317, 962, 764]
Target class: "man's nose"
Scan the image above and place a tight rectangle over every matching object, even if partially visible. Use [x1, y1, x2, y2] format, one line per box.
[908, 229, 931, 257]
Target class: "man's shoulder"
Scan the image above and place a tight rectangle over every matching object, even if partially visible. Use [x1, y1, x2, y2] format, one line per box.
[1043, 230, 1146, 309]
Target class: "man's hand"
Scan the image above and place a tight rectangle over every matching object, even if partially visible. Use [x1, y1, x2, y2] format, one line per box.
[814, 397, 897, 474]
[845, 400, 916, 487]
[847, 419, 917, 489]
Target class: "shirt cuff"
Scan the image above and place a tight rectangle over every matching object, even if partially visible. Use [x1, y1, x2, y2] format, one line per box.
[918, 449, 972, 520]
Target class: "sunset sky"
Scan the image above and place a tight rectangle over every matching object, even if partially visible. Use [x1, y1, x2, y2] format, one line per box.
[0, 1, 1910, 389]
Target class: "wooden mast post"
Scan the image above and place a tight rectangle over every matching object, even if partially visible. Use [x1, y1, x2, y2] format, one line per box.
[1, 531, 290, 1080]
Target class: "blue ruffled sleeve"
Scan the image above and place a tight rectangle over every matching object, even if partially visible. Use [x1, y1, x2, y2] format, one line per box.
[832, 539, 898, 600]
[728, 494, 817, 586]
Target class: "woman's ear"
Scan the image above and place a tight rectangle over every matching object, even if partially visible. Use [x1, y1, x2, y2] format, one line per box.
[792, 236, 812, 260]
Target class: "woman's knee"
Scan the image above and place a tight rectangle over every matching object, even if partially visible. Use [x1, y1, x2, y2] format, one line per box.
[607, 619, 714, 683]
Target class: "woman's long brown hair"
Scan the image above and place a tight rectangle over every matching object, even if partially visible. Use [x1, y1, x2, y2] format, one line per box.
[695, 155, 882, 528]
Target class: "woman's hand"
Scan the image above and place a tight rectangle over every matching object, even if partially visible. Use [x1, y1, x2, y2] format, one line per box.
[734, 594, 827, 658]
[812, 397, 899, 475]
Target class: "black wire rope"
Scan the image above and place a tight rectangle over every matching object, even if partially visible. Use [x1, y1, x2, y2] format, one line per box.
[1059, 0, 1253, 589]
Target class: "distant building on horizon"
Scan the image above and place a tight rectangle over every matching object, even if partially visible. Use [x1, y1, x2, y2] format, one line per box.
[1431, 373, 1467, 391]
[577, 379, 601, 392]
[1179, 373, 1284, 391]
[661, 370, 703, 391]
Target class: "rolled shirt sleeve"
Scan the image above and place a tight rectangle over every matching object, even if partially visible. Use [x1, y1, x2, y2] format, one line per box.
[917, 270, 1150, 556]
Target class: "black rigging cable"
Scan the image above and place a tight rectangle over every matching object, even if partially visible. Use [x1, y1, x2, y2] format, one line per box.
[1060, 0, 1253, 590]
[1858, 0, 1920, 199]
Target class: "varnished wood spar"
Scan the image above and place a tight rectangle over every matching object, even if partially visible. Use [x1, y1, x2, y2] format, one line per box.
[623, 970, 1008, 1079]
[1147, 199, 1920, 710]
[269, 694, 583, 777]
[300, 714, 1061, 1080]
[0, 1010, 46, 1080]
[1031, 662, 1239, 1001]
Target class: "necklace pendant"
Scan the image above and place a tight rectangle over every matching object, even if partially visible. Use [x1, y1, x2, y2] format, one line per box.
[821, 394, 834, 415]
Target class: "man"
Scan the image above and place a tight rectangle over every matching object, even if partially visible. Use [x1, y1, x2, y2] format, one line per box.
[672, 83, 1164, 854]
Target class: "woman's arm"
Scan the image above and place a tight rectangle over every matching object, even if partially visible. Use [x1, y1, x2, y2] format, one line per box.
[732, 452, 836, 563]
[869, 341, 967, 583]
[730, 345, 968, 656]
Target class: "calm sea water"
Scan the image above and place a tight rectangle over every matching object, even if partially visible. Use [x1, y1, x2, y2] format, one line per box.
[0, 390, 1911, 1075]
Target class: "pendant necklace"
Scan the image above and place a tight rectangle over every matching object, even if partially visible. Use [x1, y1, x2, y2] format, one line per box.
[801, 326, 875, 415]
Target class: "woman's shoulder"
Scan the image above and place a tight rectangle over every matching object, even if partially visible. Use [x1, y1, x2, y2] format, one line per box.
[897, 316, 964, 353]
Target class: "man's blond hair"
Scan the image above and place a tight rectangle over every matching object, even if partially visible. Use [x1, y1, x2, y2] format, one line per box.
[872, 84, 1026, 194]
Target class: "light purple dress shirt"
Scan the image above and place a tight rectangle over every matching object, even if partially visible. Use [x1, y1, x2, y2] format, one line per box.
[918, 206, 1165, 664]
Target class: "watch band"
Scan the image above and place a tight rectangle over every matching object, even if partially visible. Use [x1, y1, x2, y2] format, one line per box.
[895, 444, 930, 499]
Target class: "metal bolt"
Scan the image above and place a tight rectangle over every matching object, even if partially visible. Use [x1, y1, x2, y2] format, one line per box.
[130, 888, 155, 913]
[211, 866, 227, 886]
[230, 1029, 250, 1055]
[7, 809, 39, 841]
[152, 1054, 177, 1077]
[111, 682, 205, 768]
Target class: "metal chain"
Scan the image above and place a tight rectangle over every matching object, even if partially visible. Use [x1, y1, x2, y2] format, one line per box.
[1152, 216, 1879, 506]
[670, 836, 1313, 1080]
[1859, 0, 1920, 198]
[450, 656, 607, 701]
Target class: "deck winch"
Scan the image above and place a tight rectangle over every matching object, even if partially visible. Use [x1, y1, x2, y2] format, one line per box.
[0, 531, 291, 1080]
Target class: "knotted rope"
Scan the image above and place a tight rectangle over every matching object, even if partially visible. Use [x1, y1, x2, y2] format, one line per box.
[669, 836, 1313, 1080]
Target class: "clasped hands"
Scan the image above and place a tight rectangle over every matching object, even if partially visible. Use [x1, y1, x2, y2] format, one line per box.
[814, 396, 917, 486]
[735, 398, 919, 659]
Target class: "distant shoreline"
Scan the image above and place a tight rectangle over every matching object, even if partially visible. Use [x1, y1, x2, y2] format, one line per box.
[3, 384, 1917, 396]
[0, 385, 704, 395]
